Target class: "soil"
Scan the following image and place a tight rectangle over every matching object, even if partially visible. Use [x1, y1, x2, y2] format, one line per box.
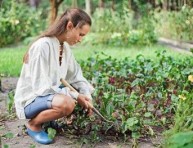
[0, 77, 161, 148]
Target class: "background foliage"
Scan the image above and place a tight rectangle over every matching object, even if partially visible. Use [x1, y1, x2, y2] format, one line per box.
[1, 0, 193, 47]
[0, 0, 47, 47]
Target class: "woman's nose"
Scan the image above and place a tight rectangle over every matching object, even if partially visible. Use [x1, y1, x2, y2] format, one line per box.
[77, 36, 83, 42]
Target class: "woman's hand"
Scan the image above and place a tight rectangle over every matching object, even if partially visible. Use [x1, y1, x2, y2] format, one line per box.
[77, 94, 93, 116]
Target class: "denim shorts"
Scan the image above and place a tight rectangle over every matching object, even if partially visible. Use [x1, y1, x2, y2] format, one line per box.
[24, 94, 54, 119]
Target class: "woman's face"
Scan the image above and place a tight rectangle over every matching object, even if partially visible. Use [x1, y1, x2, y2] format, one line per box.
[65, 24, 90, 45]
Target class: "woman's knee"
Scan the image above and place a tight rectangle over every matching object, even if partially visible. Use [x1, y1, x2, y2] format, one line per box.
[52, 94, 76, 116]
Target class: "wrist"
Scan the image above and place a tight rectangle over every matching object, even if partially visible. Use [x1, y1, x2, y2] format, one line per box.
[70, 91, 79, 100]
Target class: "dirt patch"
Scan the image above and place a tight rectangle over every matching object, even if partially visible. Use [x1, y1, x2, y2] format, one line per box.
[0, 77, 18, 92]
[0, 77, 161, 148]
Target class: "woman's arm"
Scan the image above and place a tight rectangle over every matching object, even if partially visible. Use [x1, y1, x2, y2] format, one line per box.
[65, 53, 94, 99]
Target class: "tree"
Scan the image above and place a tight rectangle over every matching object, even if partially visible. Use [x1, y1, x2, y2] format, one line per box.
[71, 0, 78, 8]
[49, 0, 64, 25]
[111, 0, 115, 11]
[98, 0, 104, 9]
[29, 0, 41, 9]
[85, 0, 91, 16]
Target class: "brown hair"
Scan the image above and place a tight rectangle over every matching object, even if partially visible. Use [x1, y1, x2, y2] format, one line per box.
[40, 8, 92, 38]
[23, 8, 91, 63]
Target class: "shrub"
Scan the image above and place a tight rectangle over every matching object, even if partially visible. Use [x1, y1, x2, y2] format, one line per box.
[155, 5, 193, 41]
[84, 8, 157, 46]
[0, 0, 46, 47]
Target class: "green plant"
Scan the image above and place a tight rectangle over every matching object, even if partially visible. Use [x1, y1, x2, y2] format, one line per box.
[29, 144, 36, 148]
[54, 50, 193, 143]
[0, 132, 14, 148]
[47, 128, 56, 140]
[165, 131, 193, 148]
[1, 132, 14, 139]
[174, 5, 193, 41]
[85, 6, 157, 46]
[154, 5, 193, 41]
[190, 48, 193, 54]
[163, 75, 193, 147]
[7, 90, 15, 114]
[3, 145, 10, 148]
[0, 0, 46, 47]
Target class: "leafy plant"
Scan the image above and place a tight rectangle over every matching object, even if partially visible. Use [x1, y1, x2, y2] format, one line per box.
[84, 7, 157, 46]
[163, 75, 193, 147]
[55, 50, 193, 143]
[0, 0, 46, 47]
[1, 132, 14, 139]
[47, 128, 56, 140]
[155, 5, 193, 41]
[7, 90, 15, 114]
[3, 144, 10, 148]
[165, 131, 193, 148]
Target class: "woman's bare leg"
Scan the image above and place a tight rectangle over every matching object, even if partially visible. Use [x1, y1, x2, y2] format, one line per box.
[27, 94, 76, 131]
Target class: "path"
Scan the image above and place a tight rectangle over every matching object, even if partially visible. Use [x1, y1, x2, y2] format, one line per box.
[158, 37, 193, 55]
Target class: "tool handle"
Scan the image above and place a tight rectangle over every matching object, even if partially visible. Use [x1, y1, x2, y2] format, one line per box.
[60, 78, 77, 93]
[60, 78, 94, 109]
[60, 78, 113, 123]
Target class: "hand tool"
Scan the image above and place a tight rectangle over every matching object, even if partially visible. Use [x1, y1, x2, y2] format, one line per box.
[60, 78, 112, 123]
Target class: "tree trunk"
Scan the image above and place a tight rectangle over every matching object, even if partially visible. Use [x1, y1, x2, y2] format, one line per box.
[128, 0, 131, 9]
[49, 0, 64, 25]
[111, 0, 115, 11]
[98, 0, 104, 9]
[71, 0, 78, 8]
[131, 0, 140, 29]
[29, 0, 41, 9]
[85, 0, 91, 16]
[163, 0, 168, 10]
[179, 0, 182, 8]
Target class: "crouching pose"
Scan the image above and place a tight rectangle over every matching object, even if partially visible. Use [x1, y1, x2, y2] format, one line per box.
[14, 8, 94, 145]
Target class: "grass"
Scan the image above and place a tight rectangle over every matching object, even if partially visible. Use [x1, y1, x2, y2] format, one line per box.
[0, 43, 192, 77]
[0, 45, 26, 77]
[73, 44, 192, 60]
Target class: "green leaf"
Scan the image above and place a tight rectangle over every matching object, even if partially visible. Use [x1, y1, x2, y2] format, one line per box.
[131, 78, 140, 87]
[2, 132, 14, 138]
[168, 131, 193, 147]
[3, 144, 10, 148]
[126, 117, 138, 127]
[183, 142, 193, 148]
[190, 48, 193, 54]
[148, 126, 154, 136]
[106, 103, 113, 116]
[29, 144, 36, 148]
[132, 132, 141, 139]
[144, 112, 152, 117]
[7, 90, 14, 114]
[47, 128, 56, 140]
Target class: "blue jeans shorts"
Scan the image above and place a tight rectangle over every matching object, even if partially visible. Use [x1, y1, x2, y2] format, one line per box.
[24, 94, 55, 119]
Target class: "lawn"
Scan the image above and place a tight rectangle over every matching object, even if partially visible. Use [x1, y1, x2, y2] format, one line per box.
[0, 43, 191, 77]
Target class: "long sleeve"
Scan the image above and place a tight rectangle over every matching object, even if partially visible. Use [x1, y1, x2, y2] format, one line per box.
[65, 52, 94, 99]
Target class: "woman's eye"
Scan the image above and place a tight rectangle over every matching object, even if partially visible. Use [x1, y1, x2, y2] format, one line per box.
[80, 33, 85, 37]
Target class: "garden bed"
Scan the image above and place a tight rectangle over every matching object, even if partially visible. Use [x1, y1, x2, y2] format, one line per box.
[1, 50, 193, 147]
[0, 78, 160, 148]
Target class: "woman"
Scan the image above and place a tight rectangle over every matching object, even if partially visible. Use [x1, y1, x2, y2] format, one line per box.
[14, 8, 94, 144]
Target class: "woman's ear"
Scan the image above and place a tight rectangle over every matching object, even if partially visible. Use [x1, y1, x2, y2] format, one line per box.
[66, 21, 74, 30]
